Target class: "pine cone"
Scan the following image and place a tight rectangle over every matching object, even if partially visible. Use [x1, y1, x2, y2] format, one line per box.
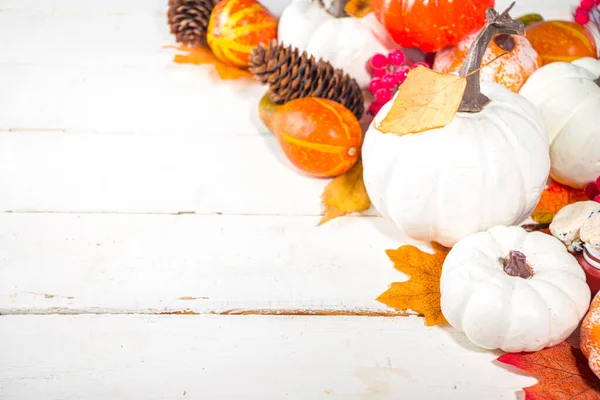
[167, 0, 219, 48]
[249, 40, 365, 120]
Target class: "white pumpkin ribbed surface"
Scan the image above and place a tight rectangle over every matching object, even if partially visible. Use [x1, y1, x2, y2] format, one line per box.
[519, 57, 600, 188]
[362, 82, 550, 247]
[277, 0, 332, 51]
[440, 226, 591, 352]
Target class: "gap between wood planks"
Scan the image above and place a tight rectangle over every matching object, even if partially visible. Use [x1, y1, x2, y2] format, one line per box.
[0, 308, 414, 317]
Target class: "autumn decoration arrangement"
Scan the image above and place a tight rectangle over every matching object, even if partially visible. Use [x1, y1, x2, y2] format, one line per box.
[166, 0, 600, 395]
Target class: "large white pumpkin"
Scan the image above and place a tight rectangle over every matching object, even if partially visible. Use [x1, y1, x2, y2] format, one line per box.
[519, 57, 600, 188]
[277, 0, 396, 88]
[362, 82, 550, 247]
[440, 225, 591, 352]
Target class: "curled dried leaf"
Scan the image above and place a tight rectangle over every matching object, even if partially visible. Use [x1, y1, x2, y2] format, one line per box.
[345, 0, 372, 18]
[376, 67, 467, 135]
[319, 160, 370, 225]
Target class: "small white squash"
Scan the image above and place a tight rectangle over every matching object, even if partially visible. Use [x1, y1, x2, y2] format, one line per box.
[519, 57, 600, 188]
[362, 8, 550, 247]
[277, 0, 395, 88]
[440, 226, 591, 352]
[550, 201, 600, 252]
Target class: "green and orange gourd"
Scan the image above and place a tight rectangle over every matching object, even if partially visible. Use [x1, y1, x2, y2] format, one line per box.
[259, 96, 362, 178]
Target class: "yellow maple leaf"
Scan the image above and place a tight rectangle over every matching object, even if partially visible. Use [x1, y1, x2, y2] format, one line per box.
[377, 243, 450, 326]
[377, 66, 467, 135]
[165, 45, 252, 80]
[319, 160, 371, 225]
[345, 0, 372, 18]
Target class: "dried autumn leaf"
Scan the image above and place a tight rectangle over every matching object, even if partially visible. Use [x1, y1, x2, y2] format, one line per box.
[377, 243, 450, 326]
[498, 341, 600, 399]
[166, 44, 252, 80]
[532, 179, 587, 224]
[377, 66, 467, 135]
[319, 160, 370, 225]
[345, 0, 372, 18]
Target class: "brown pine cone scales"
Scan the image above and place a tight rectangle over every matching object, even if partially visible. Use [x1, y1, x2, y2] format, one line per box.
[167, 0, 219, 48]
[249, 40, 365, 120]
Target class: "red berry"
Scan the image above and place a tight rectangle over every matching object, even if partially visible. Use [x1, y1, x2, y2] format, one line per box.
[581, 0, 595, 10]
[393, 67, 410, 84]
[375, 89, 393, 104]
[369, 102, 383, 116]
[369, 78, 383, 95]
[595, 194, 600, 203]
[381, 73, 397, 89]
[371, 54, 388, 69]
[388, 49, 406, 66]
[585, 182, 600, 200]
[575, 8, 590, 24]
[412, 61, 430, 69]
[596, 175, 600, 188]
[372, 67, 386, 78]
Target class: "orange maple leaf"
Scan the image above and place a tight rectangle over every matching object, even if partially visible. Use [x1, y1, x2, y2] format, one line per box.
[532, 180, 587, 224]
[165, 45, 252, 80]
[319, 160, 371, 225]
[377, 243, 450, 326]
[498, 341, 600, 399]
[345, 0, 372, 18]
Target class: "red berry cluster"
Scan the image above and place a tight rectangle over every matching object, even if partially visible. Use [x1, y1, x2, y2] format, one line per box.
[584, 176, 600, 203]
[367, 49, 430, 116]
[574, 0, 600, 25]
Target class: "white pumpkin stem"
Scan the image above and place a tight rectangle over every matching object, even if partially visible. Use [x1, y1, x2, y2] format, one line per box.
[504, 250, 533, 279]
[458, 3, 525, 112]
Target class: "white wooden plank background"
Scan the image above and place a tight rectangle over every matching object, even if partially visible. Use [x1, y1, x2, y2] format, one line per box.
[0, 0, 584, 398]
[0, 315, 536, 400]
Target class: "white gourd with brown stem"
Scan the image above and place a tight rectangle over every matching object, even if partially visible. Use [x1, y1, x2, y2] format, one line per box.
[277, 0, 396, 88]
[519, 55, 600, 189]
[440, 225, 591, 352]
[361, 4, 551, 247]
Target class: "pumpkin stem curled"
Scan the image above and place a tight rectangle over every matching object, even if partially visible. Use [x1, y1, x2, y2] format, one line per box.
[504, 250, 533, 279]
[458, 2, 525, 112]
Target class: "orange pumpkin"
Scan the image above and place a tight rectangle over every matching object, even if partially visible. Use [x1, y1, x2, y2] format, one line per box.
[433, 32, 541, 93]
[526, 21, 597, 65]
[259, 96, 362, 178]
[207, 0, 277, 68]
[581, 292, 600, 379]
[371, 0, 494, 52]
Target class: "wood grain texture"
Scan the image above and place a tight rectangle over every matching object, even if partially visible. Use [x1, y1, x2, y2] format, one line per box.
[0, 213, 422, 314]
[0, 131, 380, 215]
[0, 315, 536, 399]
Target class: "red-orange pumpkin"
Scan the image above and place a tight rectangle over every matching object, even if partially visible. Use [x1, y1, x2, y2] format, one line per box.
[207, 0, 278, 68]
[371, 0, 494, 52]
[259, 96, 362, 178]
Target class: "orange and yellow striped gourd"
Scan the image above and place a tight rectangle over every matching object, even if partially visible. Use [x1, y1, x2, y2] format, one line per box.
[259, 96, 363, 178]
[207, 0, 278, 68]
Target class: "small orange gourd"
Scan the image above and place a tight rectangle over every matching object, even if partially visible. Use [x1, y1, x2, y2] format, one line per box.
[207, 0, 278, 68]
[434, 32, 541, 92]
[526, 21, 597, 65]
[259, 96, 362, 178]
[581, 293, 600, 379]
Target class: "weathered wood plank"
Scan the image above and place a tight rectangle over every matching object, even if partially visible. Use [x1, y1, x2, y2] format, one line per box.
[0, 213, 414, 314]
[0, 315, 535, 399]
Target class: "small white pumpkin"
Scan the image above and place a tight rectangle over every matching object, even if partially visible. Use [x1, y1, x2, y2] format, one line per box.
[551, 201, 600, 252]
[440, 225, 591, 352]
[519, 57, 600, 189]
[277, 0, 396, 88]
[362, 9, 550, 247]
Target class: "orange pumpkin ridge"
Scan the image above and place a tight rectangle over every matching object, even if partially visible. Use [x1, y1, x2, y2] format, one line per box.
[207, 0, 278, 68]
[526, 21, 597, 65]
